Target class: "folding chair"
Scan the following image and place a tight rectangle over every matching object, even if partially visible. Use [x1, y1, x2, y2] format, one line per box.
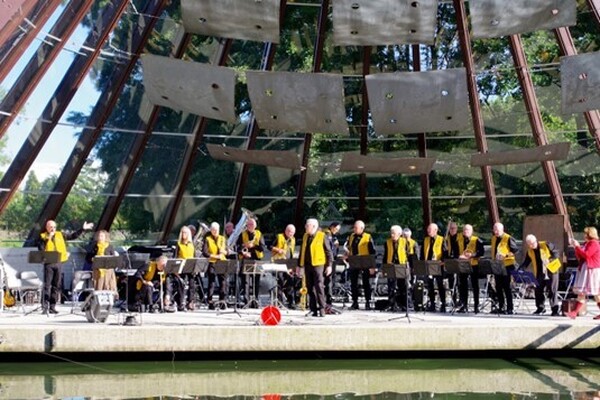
[557, 268, 576, 302]
[71, 271, 94, 313]
[510, 270, 538, 313]
[18, 271, 43, 314]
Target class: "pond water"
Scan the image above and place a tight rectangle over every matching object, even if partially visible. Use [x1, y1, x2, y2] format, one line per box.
[0, 358, 598, 399]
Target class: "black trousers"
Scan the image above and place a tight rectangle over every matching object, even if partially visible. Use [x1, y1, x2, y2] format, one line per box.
[323, 269, 334, 305]
[459, 267, 480, 309]
[207, 264, 228, 303]
[427, 275, 446, 307]
[535, 271, 559, 309]
[350, 268, 371, 303]
[306, 265, 326, 312]
[166, 275, 186, 307]
[43, 262, 62, 308]
[138, 282, 156, 306]
[387, 278, 407, 308]
[495, 265, 515, 312]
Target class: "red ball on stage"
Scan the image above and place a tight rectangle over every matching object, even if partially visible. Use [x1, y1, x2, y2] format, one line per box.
[260, 305, 281, 326]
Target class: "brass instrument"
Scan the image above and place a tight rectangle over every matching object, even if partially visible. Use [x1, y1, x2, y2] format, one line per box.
[193, 221, 209, 256]
[226, 208, 255, 255]
[299, 268, 307, 311]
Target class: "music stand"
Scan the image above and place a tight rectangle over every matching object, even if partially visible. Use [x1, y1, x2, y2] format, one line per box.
[213, 259, 240, 316]
[28, 251, 61, 315]
[241, 260, 264, 309]
[261, 262, 292, 310]
[444, 259, 472, 275]
[382, 263, 415, 323]
[28, 251, 61, 264]
[183, 258, 209, 275]
[413, 260, 442, 277]
[92, 256, 121, 270]
[347, 255, 376, 270]
[478, 259, 506, 276]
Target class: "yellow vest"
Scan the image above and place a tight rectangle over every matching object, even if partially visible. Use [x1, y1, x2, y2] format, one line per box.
[348, 233, 373, 255]
[272, 233, 296, 261]
[527, 241, 552, 276]
[385, 238, 408, 264]
[457, 234, 480, 266]
[206, 234, 226, 262]
[300, 231, 326, 267]
[491, 234, 516, 266]
[136, 261, 165, 290]
[423, 235, 443, 261]
[177, 241, 195, 259]
[241, 230, 264, 259]
[406, 238, 417, 255]
[40, 231, 68, 263]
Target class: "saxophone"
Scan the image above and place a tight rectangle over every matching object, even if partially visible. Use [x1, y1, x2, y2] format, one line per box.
[299, 269, 307, 310]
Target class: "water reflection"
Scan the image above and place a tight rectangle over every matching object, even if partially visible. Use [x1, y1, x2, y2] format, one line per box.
[0, 358, 598, 399]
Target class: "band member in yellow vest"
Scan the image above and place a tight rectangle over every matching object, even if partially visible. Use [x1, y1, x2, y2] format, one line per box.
[299, 218, 333, 317]
[421, 223, 447, 312]
[202, 222, 229, 310]
[166, 225, 196, 311]
[403, 227, 420, 268]
[345, 220, 377, 310]
[134, 255, 167, 312]
[444, 222, 460, 307]
[491, 222, 519, 315]
[521, 234, 560, 316]
[37, 219, 94, 314]
[457, 224, 485, 313]
[383, 225, 409, 311]
[237, 218, 265, 307]
[323, 221, 341, 310]
[270, 224, 297, 309]
[85, 230, 118, 294]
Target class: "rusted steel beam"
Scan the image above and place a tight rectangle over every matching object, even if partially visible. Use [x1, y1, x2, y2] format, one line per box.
[96, 28, 189, 232]
[0, 0, 95, 140]
[412, 44, 433, 227]
[0, 0, 131, 215]
[508, 34, 572, 238]
[159, 38, 233, 241]
[587, 0, 600, 26]
[26, 0, 169, 242]
[293, 0, 329, 229]
[358, 46, 371, 221]
[554, 26, 600, 154]
[453, 0, 500, 225]
[0, 0, 61, 84]
[230, 0, 287, 223]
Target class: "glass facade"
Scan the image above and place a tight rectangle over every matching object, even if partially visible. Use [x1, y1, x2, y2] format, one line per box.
[0, 0, 598, 246]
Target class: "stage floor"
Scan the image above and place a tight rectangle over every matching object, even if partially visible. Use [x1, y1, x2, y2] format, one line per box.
[0, 298, 599, 356]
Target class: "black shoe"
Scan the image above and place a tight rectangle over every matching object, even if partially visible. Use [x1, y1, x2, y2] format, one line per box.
[49, 307, 59, 314]
[149, 306, 156, 313]
[365, 302, 372, 311]
[208, 303, 215, 310]
[551, 309, 560, 317]
[440, 305, 447, 313]
[474, 306, 479, 314]
[426, 304, 436, 312]
[457, 306, 468, 313]
[533, 307, 546, 315]
[350, 302, 359, 310]
[506, 309, 515, 315]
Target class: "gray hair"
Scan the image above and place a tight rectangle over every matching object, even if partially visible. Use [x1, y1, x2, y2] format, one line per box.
[390, 225, 403, 234]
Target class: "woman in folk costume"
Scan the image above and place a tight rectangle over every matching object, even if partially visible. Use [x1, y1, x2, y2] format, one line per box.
[569, 226, 600, 319]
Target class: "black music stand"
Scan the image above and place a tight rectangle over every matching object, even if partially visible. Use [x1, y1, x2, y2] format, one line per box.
[213, 259, 240, 316]
[28, 250, 60, 264]
[347, 255, 376, 270]
[27, 251, 61, 316]
[382, 263, 415, 323]
[183, 258, 208, 275]
[443, 259, 472, 313]
[478, 259, 506, 276]
[241, 260, 264, 309]
[413, 260, 442, 277]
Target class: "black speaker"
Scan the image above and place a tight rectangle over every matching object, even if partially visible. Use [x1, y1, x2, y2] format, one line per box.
[81, 290, 114, 323]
